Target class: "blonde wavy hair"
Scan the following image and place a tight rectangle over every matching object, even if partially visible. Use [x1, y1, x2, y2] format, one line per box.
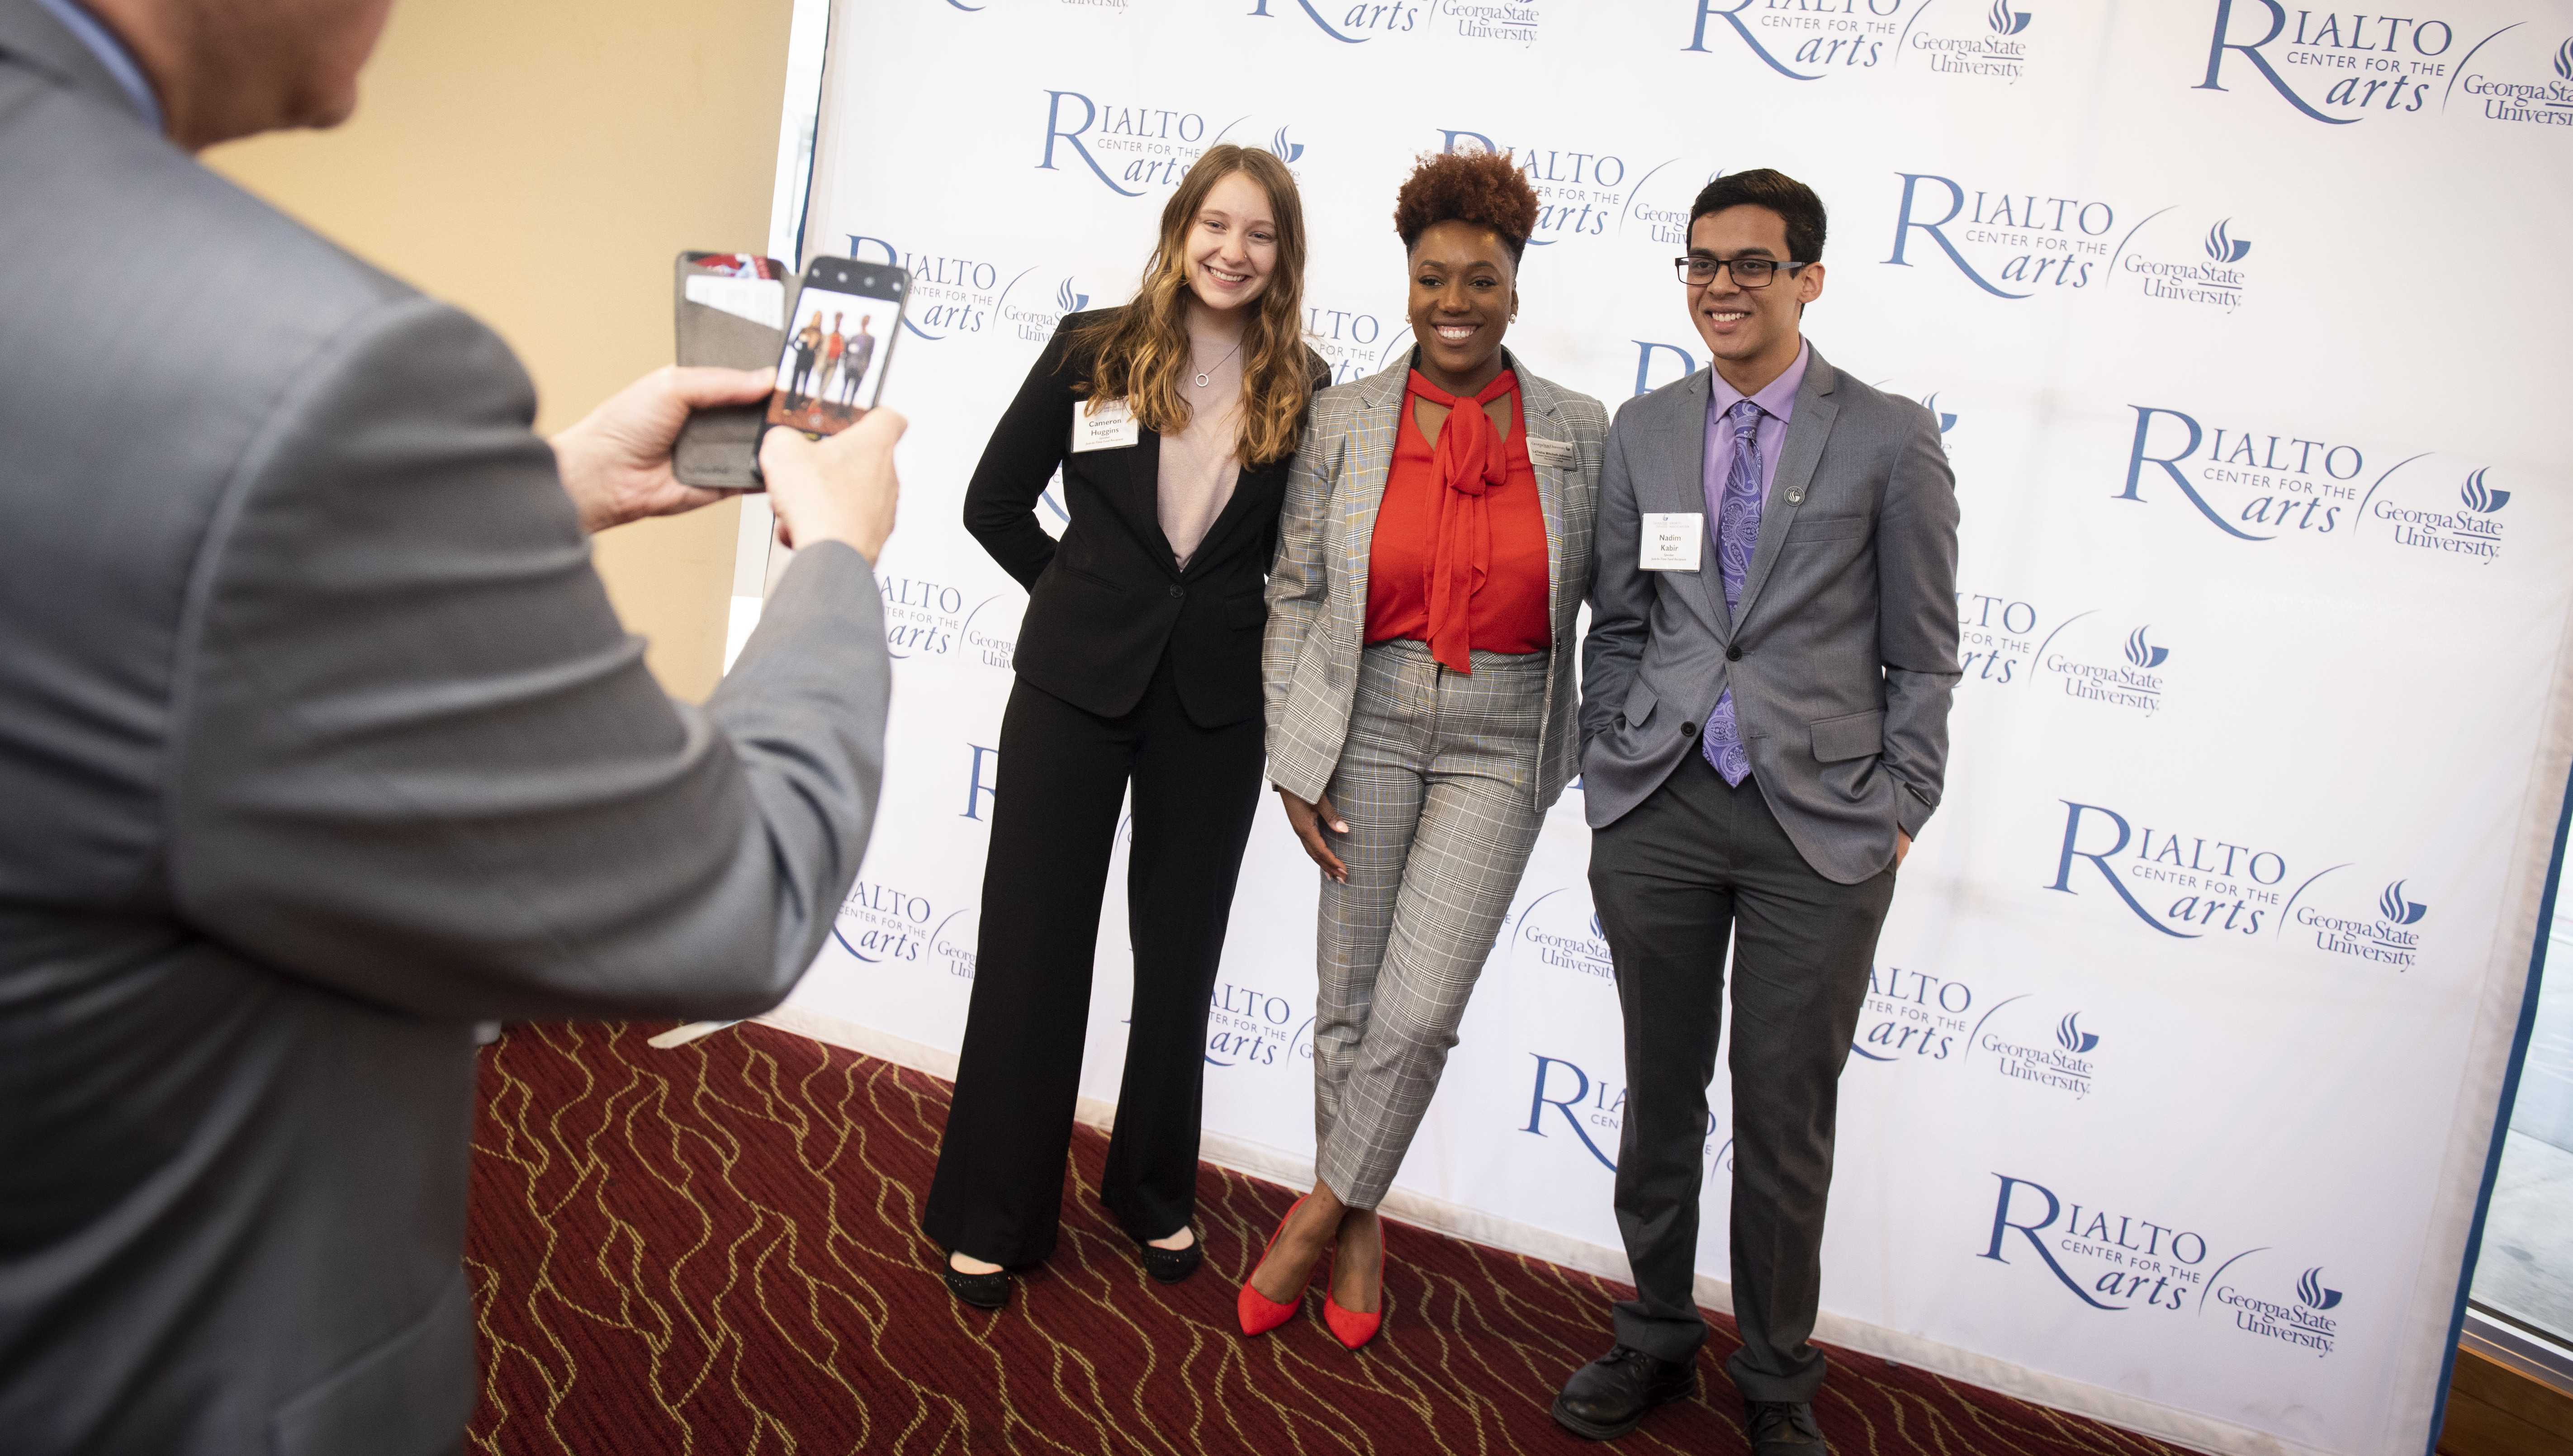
[1073, 145, 1313, 467]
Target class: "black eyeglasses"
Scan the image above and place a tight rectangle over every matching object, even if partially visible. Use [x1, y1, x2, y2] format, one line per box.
[1674, 255, 1809, 288]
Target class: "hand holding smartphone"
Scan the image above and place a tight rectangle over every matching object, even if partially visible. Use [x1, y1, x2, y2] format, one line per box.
[673, 252, 908, 488]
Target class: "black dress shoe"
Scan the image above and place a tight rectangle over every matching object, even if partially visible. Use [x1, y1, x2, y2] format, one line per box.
[1137, 1229, 1203, 1284]
[940, 1256, 1010, 1311]
[1745, 1399, 1828, 1454]
[1550, 1345, 1698, 1440]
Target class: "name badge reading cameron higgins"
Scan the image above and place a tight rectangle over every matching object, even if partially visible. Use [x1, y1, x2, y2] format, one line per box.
[1071, 398, 1141, 452]
[1640, 513, 1704, 572]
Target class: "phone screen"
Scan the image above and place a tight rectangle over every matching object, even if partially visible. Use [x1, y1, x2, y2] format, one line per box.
[769, 258, 905, 435]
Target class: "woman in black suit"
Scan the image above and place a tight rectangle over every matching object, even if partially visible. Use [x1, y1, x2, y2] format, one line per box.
[926, 144, 1327, 1310]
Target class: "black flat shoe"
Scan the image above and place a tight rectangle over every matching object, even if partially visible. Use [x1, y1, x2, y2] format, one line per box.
[1551, 1344, 1698, 1441]
[1745, 1399, 1828, 1453]
[1137, 1229, 1203, 1284]
[940, 1256, 1010, 1311]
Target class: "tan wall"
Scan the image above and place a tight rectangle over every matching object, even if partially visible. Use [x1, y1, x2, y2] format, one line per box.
[206, 0, 793, 702]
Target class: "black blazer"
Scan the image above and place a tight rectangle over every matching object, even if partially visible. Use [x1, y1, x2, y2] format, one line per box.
[964, 309, 1328, 727]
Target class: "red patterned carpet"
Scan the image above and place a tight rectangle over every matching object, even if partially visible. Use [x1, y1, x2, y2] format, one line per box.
[463, 1021, 2199, 1455]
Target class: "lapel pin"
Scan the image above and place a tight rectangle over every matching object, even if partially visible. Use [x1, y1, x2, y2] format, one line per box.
[1784, 488, 1805, 506]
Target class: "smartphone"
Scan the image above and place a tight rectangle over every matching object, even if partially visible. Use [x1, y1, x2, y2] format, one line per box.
[769, 257, 905, 436]
[674, 251, 788, 489]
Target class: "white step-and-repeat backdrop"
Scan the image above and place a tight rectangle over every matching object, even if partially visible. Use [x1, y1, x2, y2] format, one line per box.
[763, 4, 2573, 1451]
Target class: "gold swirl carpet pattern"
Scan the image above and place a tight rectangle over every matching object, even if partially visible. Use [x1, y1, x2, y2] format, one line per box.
[464, 1021, 2198, 1455]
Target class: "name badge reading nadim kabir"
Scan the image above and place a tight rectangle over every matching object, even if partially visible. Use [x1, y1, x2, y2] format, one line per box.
[1071, 398, 1141, 453]
[1640, 513, 1703, 572]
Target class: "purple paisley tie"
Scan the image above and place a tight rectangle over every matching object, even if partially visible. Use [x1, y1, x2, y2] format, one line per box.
[1703, 398, 1764, 785]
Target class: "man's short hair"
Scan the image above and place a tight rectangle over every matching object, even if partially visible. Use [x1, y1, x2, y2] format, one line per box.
[1688, 170, 1828, 265]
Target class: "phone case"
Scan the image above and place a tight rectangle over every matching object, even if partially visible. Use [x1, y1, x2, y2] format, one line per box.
[673, 252, 789, 489]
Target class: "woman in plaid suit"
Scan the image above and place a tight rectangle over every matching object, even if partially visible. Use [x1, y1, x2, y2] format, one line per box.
[1245, 151, 1607, 1349]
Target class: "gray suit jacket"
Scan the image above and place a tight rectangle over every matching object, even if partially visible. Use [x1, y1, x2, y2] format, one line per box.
[1578, 346, 1959, 883]
[0, 7, 890, 1453]
[1265, 353, 1608, 810]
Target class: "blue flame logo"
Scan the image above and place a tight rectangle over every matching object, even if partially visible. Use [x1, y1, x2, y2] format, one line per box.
[1589, 912, 1605, 940]
[2378, 881, 2428, 927]
[2204, 219, 2252, 263]
[1986, 0, 2031, 35]
[2055, 1012, 2099, 1054]
[2459, 468, 2510, 514]
[2556, 37, 2573, 81]
[1270, 126, 1305, 164]
[1920, 392, 1957, 435]
[1055, 277, 1089, 315]
[2124, 627, 2168, 670]
[2297, 1267, 2344, 1311]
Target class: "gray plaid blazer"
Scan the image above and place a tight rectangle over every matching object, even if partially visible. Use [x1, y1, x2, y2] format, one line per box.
[1264, 352, 1607, 811]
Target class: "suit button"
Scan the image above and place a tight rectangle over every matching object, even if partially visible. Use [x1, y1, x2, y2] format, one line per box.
[1169, 585, 1185, 599]
[1682, 721, 1699, 737]
[1725, 646, 1742, 662]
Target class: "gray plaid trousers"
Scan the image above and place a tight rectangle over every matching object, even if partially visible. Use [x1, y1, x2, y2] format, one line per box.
[1313, 640, 1548, 1209]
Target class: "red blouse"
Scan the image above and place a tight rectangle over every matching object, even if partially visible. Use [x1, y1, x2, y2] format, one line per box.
[1364, 370, 1551, 666]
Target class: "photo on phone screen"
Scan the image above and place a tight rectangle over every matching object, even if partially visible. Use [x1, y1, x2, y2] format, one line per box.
[769, 260, 904, 436]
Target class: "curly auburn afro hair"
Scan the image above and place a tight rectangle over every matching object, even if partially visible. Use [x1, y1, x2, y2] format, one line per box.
[1393, 149, 1540, 261]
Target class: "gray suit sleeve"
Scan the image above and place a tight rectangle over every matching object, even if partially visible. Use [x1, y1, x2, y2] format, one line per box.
[1261, 419, 1339, 745]
[166, 297, 888, 1022]
[1877, 405, 1962, 838]
[1579, 416, 1649, 747]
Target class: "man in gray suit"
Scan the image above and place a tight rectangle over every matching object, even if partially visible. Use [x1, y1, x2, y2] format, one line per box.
[1551, 171, 1959, 1450]
[0, 1, 900, 1452]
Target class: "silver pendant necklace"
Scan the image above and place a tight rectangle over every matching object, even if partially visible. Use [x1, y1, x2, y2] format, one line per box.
[1192, 337, 1244, 389]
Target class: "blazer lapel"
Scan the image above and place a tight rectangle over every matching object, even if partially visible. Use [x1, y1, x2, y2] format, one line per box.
[1731, 348, 1838, 627]
[1112, 427, 1180, 578]
[1512, 352, 1571, 636]
[1651, 370, 1730, 640]
[1332, 359, 1407, 642]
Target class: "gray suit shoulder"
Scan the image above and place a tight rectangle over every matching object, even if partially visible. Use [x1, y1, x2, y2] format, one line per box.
[1815, 358, 1939, 435]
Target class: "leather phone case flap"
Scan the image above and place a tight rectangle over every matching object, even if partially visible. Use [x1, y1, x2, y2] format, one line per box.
[673, 253, 787, 489]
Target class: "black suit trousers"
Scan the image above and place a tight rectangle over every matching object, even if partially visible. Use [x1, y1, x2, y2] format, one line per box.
[923, 649, 1264, 1265]
[1588, 749, 1895, 1403]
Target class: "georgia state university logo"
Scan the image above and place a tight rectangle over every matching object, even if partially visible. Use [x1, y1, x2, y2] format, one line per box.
[1896, 0, 2033, 80]
[2204, 1249, 2350, 1356]
[996, 273, 1089, 345]
[2454, 30, 2573, 127]
[2032, 612, 2173, 717]
[2045, 800, 2287, 939]
[2282, 869, 2429, 968]
[1853, 968, 2104, 1100]
[1508, 887, 1615, 983]
[2364, 466, 2510, 564]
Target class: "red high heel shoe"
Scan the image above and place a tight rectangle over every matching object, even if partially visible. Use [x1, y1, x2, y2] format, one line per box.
[1237, 1196, 1315, 1337]
[1322, 1222, 1384, 1351]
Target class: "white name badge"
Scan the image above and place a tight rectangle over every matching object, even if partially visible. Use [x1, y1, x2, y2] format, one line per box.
[1526, 435, 1578, 470]
[1071, 398, 1141, 453]
[1640, 512, 1705, 572]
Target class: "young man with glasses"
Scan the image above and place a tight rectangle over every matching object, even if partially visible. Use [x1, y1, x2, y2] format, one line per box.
[1552, 170, 1960, 1450]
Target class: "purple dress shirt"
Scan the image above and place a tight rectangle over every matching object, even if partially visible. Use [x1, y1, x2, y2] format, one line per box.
[1701, 339, 1810, 521]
